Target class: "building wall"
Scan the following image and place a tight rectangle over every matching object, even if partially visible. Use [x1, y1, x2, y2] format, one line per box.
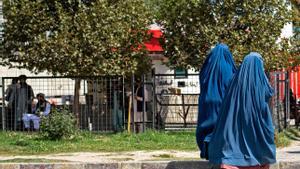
[153, 60, 200, 95]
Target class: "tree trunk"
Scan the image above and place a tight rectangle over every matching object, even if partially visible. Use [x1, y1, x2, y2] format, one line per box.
[73, 78, 81, 127]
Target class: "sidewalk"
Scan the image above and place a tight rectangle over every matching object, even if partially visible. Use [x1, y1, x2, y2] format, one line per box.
[277, 139, 300, 162]
[0, 141, 300, 169]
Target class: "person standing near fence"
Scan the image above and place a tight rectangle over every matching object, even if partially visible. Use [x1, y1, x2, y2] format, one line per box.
[5, 77, 19, 130]
[196, 43, 237, 159]
[134, 78, 148, 133]
[16, 75, 34, 130]
[208, 52, 276, 169]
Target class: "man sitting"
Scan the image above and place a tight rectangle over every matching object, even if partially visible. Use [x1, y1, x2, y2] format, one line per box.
[23, 93, 51, 131]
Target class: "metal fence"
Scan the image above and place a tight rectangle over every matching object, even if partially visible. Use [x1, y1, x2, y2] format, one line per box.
[269, 71, 300, 132]
[0, 76, 126, 132]
[0, 71, 298, 132]
[153, 73, 199, 130]
[153, 72, 298, 131]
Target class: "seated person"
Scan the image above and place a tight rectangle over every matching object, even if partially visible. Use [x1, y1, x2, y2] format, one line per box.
[23, 93, 51, 130]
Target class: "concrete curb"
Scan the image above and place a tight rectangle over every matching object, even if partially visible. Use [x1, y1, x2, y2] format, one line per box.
[0, 161, 299, 169]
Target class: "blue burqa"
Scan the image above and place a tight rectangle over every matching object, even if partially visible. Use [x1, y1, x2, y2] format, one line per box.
[208, 52, 276, 166]
[196, 43, 237, 159]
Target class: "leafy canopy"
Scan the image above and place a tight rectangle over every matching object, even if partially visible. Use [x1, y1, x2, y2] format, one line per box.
[289, 0, 300, 67]
[2, 0, 152, 76]
[151, 0, 294, 70]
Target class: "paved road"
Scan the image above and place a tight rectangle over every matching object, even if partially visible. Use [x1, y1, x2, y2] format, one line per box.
[277, 139, 300, 162]
[0, 141, 299, 169]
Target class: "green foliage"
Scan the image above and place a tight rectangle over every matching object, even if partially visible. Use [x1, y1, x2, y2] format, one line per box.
[12, 138, 30, 147]
[2, 0, 152, 76]
[275, 128, 300, 148]
[275, 131, 291, 148]
[40, 108, 78, 140]
[290, 0, 300, 68]
[152, 0, 294, 70]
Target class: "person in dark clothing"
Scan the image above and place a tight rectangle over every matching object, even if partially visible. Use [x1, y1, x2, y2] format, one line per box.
[16, 75, 34, 130]
[5, 77, 19, 106]
[196, 43, 237, 160]
[5, 77, 19, 130]
[23, 93, 51, 130]
[208, 52, 275, 169]
[17, 75, 34, 114]
[287, 89, 300, 127]
[134, 79, 147, 133]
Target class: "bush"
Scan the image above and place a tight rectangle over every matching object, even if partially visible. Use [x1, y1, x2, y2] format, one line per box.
[40, 107, 78, 140]
[275, 131, 291, 148]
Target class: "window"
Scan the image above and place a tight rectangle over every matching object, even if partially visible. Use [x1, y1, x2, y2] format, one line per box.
[174, 68, 187, 79]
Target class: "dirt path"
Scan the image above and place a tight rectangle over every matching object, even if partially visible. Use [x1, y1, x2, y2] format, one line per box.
[277, 139, 300, 162]
[0, 150, 201, 163]
[1, 140, 300, 163]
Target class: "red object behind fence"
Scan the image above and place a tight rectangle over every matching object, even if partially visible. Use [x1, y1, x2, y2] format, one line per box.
[290, 66, 300, 100]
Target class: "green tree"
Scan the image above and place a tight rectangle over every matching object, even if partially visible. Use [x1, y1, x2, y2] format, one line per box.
[2, 0, 152, 124]
[152, 0, 294, 70]
[2, 0, 152, 75]
[290, 0, 300, 67]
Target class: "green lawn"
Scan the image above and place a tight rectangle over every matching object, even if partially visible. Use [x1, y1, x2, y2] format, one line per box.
[275, 128, 300, 148]
[0, 130, 198, 155]
[0, 128, 298, 156]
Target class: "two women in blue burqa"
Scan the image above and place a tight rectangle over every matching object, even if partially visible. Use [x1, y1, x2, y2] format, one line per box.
[208, 52, 276, 168]
[196, 43, 237, 159]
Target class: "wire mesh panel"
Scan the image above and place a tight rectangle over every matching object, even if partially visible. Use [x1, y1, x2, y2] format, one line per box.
[81, 77, 124, 132]
[269, 72, 291, 131]
[154, 73, 200, 130]
[2, 77, 77, 131]
[1, 76, 125, 132]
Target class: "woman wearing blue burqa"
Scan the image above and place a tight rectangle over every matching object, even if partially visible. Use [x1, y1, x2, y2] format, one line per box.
[196, 43, 237, 159]
[208, 52, 275, 169]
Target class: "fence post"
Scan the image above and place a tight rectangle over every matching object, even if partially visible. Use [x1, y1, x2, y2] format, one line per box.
[142, 74, 146, 132]
[73, 78, 81, 127]
[152, 71, 156, 130]
[131, 74, 135, 133]
[276, 74, 281, 132]
[284, 73, 287, 129]
[285, 71, 290, 129]
[1, 78, 5, 130]
[122, 76, 125, 131]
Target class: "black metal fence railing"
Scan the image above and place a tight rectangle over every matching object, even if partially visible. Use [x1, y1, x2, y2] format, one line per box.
[1, 76, 126, 132]
[153, 72, 297, 132]
[153, 73, 200, 130]
[269, 71, 295, 132]
[0, 71, 297, 132]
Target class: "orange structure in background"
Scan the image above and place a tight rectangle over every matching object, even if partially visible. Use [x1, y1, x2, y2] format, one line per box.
[290, 66, 300, 100]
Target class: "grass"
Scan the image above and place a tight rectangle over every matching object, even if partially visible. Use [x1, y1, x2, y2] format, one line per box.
[275, 131, 291, 148]
[275, 128, 300, 148]
[0, 130, 198, 155]
[0, 128, 298, 156]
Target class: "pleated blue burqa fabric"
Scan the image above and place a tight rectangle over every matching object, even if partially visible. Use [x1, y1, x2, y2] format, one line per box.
[208, 52, 276, 166]
[196, 43, 237, 159]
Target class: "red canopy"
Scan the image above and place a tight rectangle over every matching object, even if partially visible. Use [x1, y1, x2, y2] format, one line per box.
[144, 29, 163, 52]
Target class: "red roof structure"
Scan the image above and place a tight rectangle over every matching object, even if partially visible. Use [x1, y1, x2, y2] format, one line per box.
[144, 25, 163, 52]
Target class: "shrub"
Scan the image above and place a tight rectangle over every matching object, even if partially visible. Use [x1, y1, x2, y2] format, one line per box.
[40, 107, 77, 140]
[275, 131, 291, 148]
